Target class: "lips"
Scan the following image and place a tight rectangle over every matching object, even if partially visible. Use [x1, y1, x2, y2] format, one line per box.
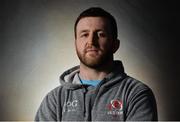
[85, 48, 99, 54]
[87, 49, 98, 52]
[85, 48, 99, 52]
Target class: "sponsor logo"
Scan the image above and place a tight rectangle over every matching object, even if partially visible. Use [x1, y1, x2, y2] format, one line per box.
[107, 99, 123, 116]
[63, 100, 78, 112]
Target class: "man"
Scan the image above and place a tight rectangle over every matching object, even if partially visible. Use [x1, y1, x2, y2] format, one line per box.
[35, 7, 158, 121]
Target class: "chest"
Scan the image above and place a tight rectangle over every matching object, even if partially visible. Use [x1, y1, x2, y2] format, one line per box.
[60, 87, 126, 121]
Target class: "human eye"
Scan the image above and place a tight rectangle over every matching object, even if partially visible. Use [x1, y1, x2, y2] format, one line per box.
[80, 32, 89, 38]
[98, 31, 106, 38]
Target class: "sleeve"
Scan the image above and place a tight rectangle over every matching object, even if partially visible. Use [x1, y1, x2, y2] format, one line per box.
[35, 87, 61, 121]
[126, 85, 158, 121]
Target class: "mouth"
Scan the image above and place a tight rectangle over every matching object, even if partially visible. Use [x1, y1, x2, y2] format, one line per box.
[86, 48, 99, 52]
[87, 49, 98, 52]
[85, 48, 100, 55]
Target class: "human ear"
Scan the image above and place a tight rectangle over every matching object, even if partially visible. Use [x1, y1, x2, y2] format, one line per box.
[112, 39, 120, 53]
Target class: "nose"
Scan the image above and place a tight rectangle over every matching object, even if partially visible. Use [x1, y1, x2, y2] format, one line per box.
[87, 32, 98, 46]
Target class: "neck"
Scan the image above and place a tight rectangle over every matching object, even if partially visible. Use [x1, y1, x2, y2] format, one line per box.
[79, 61, 114, 80]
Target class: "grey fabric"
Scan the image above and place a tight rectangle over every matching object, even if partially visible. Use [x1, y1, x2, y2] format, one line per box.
[35, 60, 158, 121]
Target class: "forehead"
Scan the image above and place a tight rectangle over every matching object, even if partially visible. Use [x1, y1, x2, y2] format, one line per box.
[76, 17, 109, 31]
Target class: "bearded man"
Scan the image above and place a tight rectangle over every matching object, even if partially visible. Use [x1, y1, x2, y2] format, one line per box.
[35, 7, 158, 121]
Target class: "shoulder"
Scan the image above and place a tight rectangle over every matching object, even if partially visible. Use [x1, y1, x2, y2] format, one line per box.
[120, 76, 156, 103]
[47, 86, 62, 96]
[122, 75, 157, 107]
[35, 86, 63, 121]
[122, 76, 158, 120]
[44, 85, 64, 102]
[37, 85, 64, 109]
[122, 76, 152, 93]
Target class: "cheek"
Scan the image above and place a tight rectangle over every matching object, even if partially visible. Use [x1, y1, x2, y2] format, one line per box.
[100, 41, 112, 50]
[75, 41, 84, 52]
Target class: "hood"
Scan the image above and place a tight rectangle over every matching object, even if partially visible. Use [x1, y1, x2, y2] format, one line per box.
[59, 60, 127, 90]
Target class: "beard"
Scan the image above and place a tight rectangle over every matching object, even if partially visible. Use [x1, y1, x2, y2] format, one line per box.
[76, 46, 113, 69]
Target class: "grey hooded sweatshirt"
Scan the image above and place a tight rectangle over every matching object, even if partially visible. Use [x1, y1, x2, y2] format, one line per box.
[35, 61, 158, 121]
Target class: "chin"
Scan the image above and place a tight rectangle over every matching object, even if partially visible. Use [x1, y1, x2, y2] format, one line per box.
[77, 51, 113, 68]
[82, 57, 108, 69]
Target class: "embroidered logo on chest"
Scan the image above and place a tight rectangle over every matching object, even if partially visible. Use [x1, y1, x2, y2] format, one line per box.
[107, 99, 123, 116]
[63, 100, 78, 112]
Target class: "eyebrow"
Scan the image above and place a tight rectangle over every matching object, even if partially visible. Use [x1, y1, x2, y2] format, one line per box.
[79, 29, 105, 34]
[79, 30, 90, 34]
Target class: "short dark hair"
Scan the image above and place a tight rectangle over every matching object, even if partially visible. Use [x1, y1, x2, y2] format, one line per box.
[74, 7, 118, 39]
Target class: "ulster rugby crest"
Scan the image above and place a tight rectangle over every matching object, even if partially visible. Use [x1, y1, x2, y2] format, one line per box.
[107, 99, 123, 116]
